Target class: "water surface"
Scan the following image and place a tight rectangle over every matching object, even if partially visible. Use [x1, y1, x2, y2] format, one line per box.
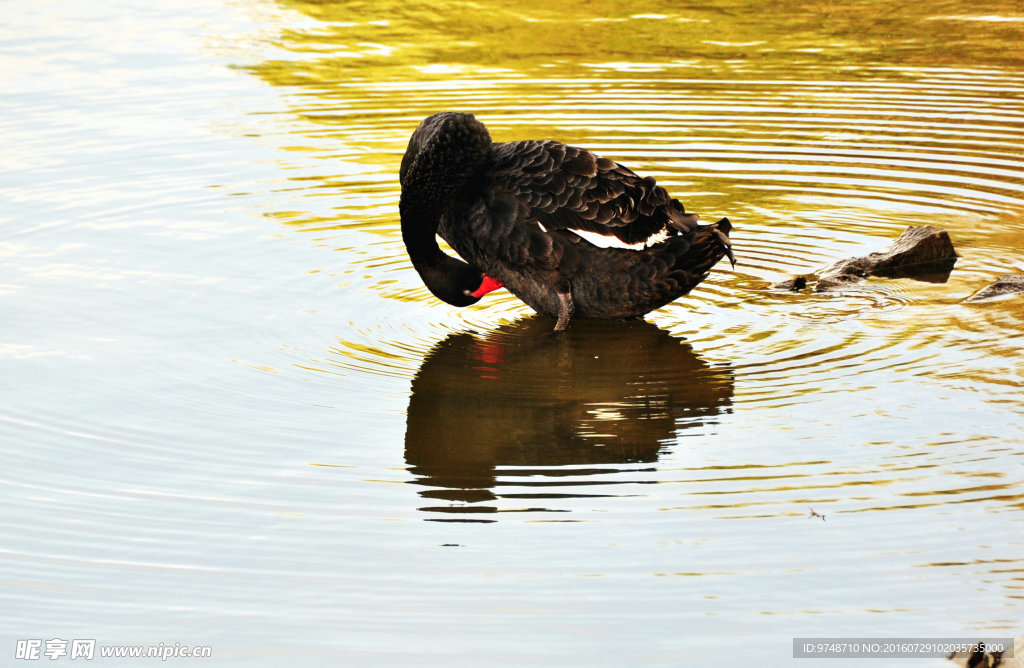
[2, 0, 1022, 664]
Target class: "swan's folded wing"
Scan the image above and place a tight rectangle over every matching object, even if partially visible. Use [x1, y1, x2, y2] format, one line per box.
[488, 140, 694, 247]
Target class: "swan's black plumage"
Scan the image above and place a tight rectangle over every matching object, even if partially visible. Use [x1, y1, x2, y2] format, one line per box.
[400, 111, 733, 330]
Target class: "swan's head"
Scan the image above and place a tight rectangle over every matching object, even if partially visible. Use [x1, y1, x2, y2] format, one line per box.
[400, 112, 492, 193]
[398, 112, 502, 310]
[417, 259, 504, 308]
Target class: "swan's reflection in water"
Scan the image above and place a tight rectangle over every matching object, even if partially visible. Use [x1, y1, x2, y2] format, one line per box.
[404, 318, 734, 518]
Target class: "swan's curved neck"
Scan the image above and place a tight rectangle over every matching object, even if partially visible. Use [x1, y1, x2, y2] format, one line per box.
[399, 112, 494, 306]
[400, 192, 482, 307]
[399, 196, 449, 274]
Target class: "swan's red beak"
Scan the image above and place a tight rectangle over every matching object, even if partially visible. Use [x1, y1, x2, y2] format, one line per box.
[470, 274, 504, 298]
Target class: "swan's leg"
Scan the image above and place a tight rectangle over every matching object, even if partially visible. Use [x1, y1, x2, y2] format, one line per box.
[554, 291, 574, 332]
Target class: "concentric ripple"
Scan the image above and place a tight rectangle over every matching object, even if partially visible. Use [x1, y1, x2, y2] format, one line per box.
[274, 67, 1024, 420]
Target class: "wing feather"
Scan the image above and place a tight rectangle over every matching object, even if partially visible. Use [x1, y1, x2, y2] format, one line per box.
[488, 140, 693, 247]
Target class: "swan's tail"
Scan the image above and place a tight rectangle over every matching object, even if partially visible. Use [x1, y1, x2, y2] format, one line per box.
[709, 217, 735, 267]
[656, 216, 735, 298]
[679, 216, 734, 276]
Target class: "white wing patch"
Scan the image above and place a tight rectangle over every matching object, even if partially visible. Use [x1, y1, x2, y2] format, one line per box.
[569, 227, 671, 251]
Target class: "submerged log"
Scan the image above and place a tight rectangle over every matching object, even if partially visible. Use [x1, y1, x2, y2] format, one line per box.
[769, 225, 958, 293]
[815, 225, 957, 292]
[964, 274, 1024, 303]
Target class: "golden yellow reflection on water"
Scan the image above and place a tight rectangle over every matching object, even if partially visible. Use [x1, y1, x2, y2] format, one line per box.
[247, 0, 1024, 518]
[259, 0, 1024, 79]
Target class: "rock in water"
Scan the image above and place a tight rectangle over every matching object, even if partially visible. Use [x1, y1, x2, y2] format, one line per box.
[816, 225, 957, 292]
[964, 274, 1024, 303]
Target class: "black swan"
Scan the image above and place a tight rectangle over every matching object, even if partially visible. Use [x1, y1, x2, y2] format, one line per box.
[399, 111, 734, 331]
